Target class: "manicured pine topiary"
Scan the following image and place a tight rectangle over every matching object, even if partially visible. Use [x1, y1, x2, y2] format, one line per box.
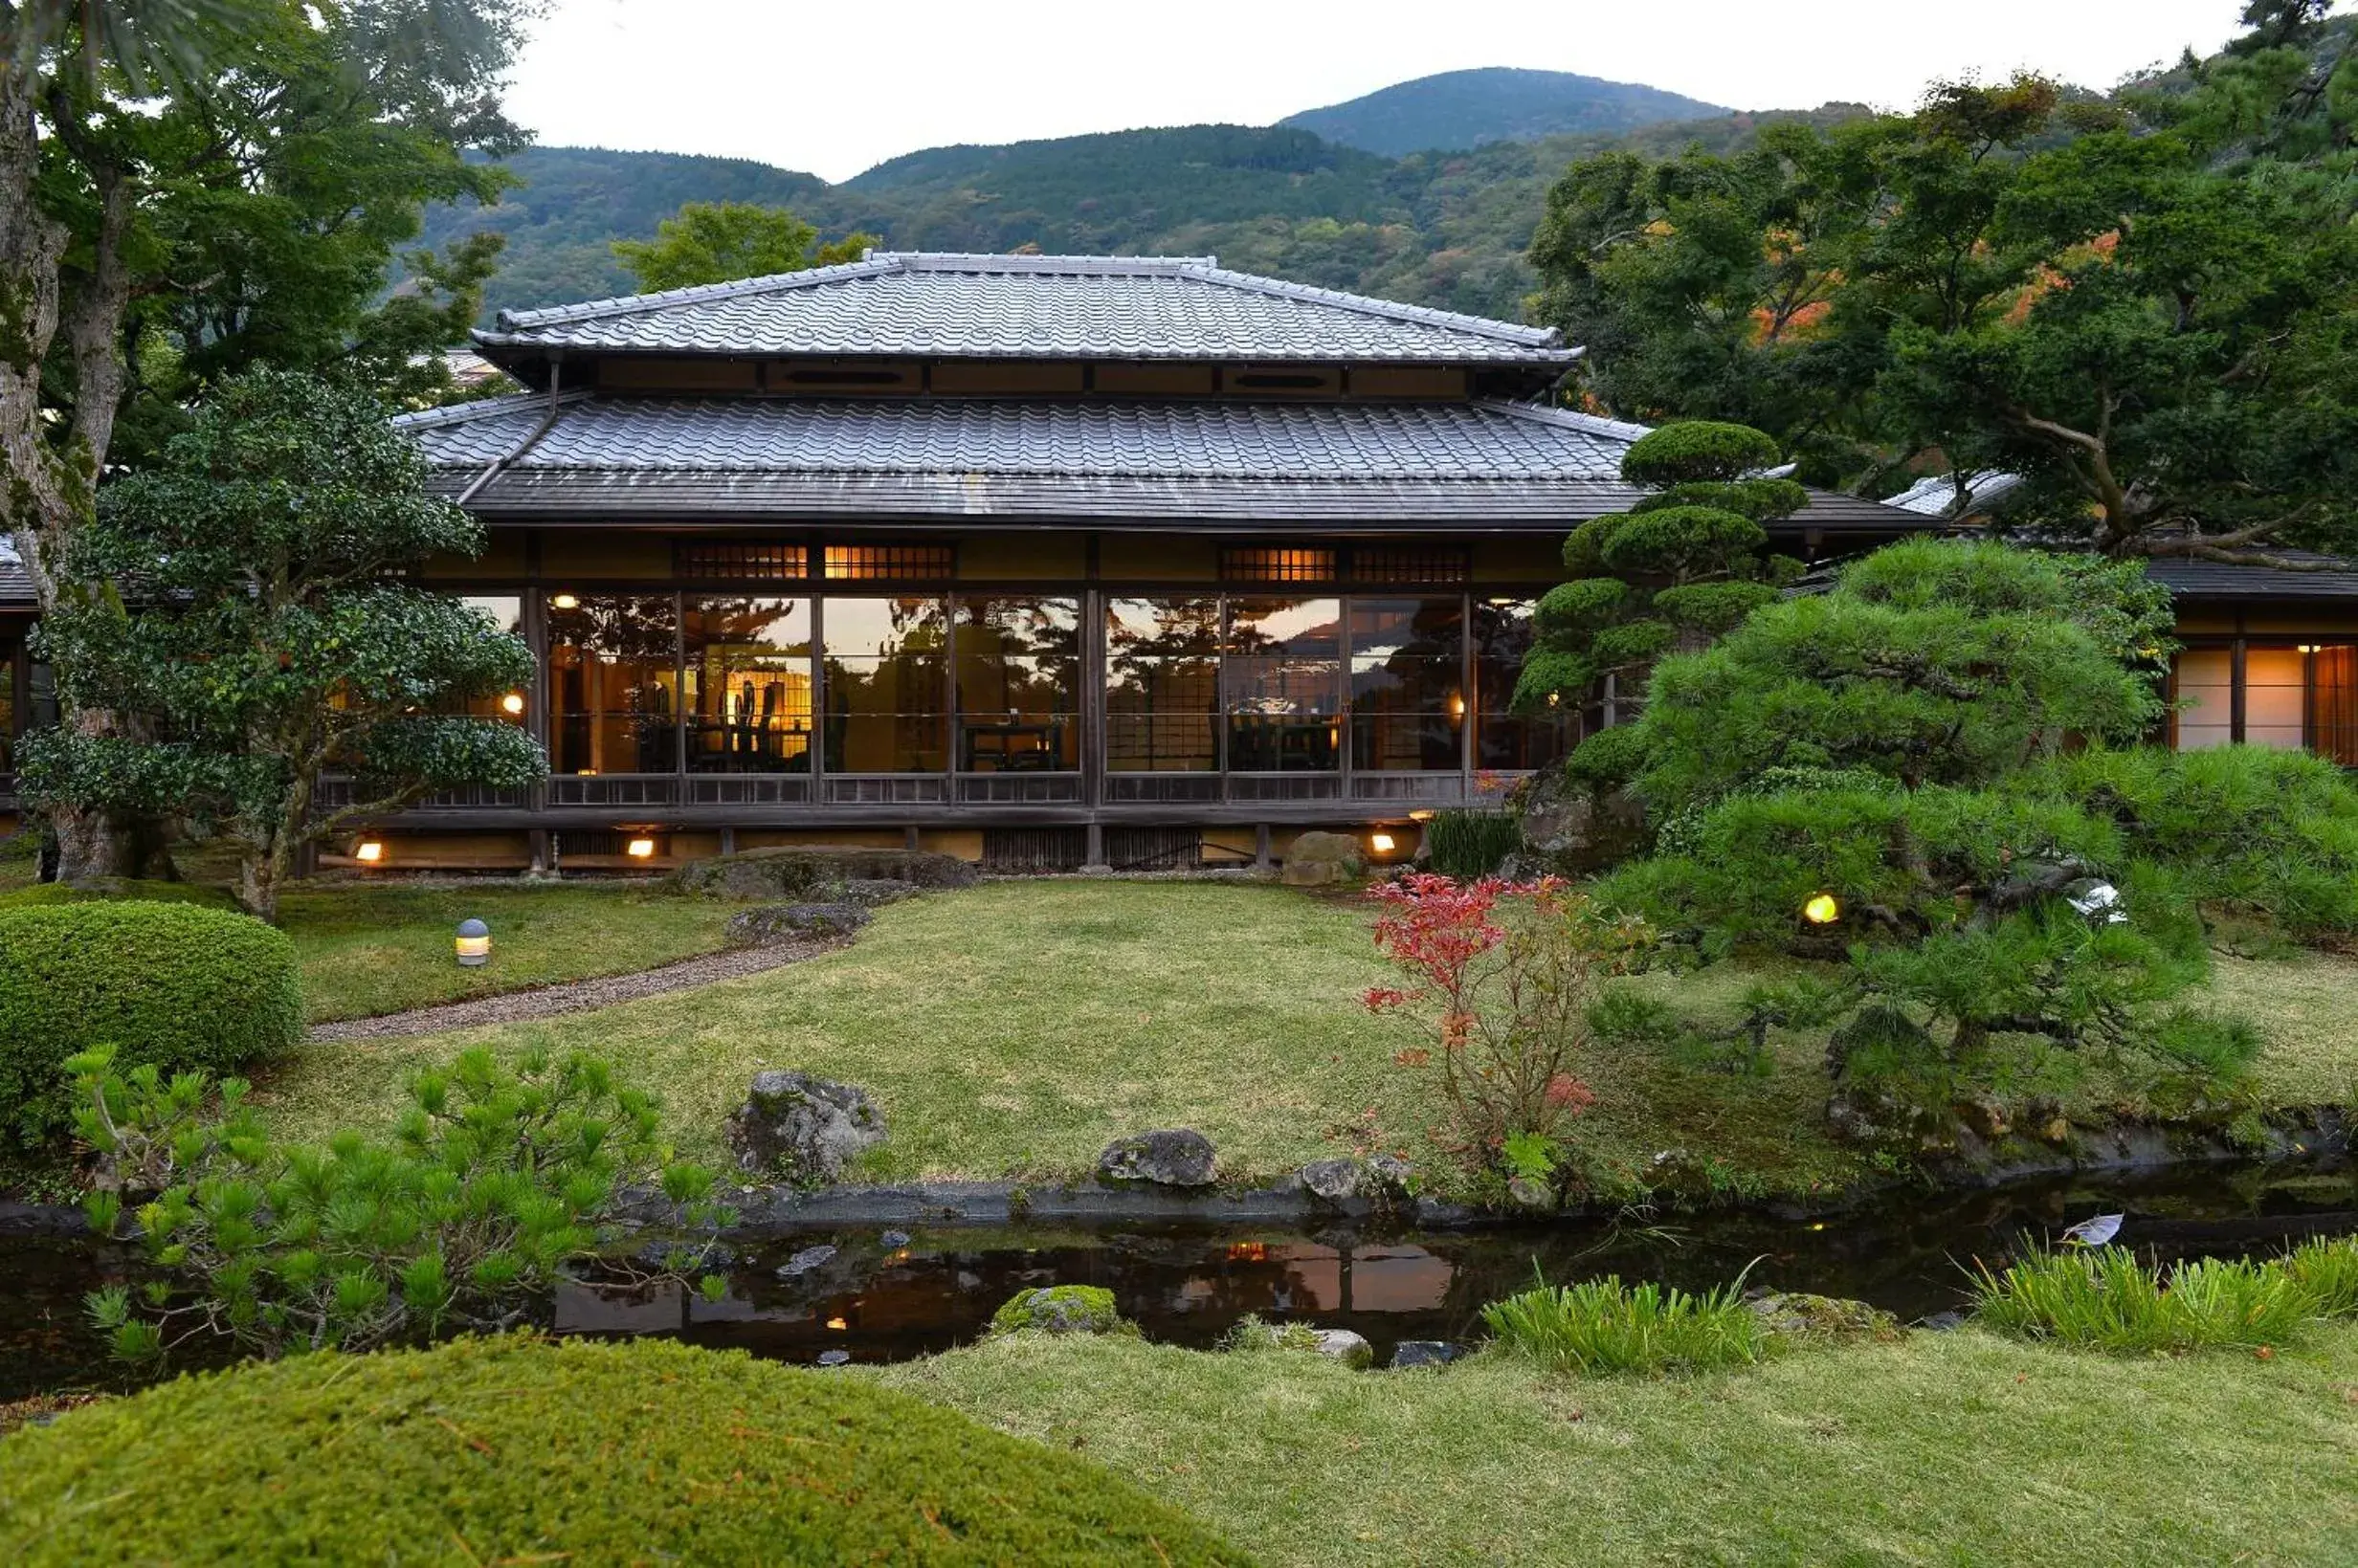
[0, 1335, 1255, 1565]
[0, 900, 300, 1150]
[1514, 419, 1806, 726]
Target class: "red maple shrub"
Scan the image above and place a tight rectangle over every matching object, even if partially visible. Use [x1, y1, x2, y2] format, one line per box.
[1365, 873, 1651, 1176]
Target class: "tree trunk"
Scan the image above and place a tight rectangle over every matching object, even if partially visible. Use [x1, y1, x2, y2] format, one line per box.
[238, 828, 294, 924]
[2, 68, 150, 879]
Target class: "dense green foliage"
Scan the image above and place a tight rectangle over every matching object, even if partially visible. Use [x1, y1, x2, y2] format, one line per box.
[74, 1043, 726, 1362]
[417, 107, 1877, 322]
[1586, 540, 2172, 812]
[0, 1335, 1251, 1565]
[1423, 808, 1523, 878]
[1514, 420, 1802, 716]
[1279, 67, 1724, 157]
[1533, 11, 2358, 561]
[611, 200, 878, 293]
[21, 370, 544, 917]
[1480, 1271, 1768, 1374]
[1971, 1239, 2358, 1354]
[0, 901, 299, 1149]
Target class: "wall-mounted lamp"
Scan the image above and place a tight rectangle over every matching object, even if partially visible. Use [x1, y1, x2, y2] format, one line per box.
[1802, 892, 1841, 925]
[626, 838, 658, 859]
[550, 592, 580, 610]
[354, 841, 385, 865]
[2298, 645, 2321, 654]
[456, 918, 490, 967]
[499, 692, 525, 716]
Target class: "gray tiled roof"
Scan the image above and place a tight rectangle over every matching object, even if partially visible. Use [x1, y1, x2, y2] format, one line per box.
[474, 252, 1577, 365]
[1886, 470, 2027, 517]
[2145, 550, 2358, 599]
[0, 537, 31, 611]
[404, 391, 1915, 531]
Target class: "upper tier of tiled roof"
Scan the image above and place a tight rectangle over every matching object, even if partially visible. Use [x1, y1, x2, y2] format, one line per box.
[2144, 549, 2358, 599]
[473, 252, 1579, 365]
[394, 391, 1913, 530]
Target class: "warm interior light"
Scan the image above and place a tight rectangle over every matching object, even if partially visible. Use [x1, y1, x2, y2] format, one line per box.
[499, 692, 525, 716]
[1408, 809, 1436, 823]
[2298, 645, 2321, 654]
[354, 841, 385, 864]
[1449, 693, 1467, 718]
[626, 838, 657, 859]
[550, 592, 579, 610]
[825, 1316, 848, 1332]
[1369, 831, 1397, 854]
[1802, 893, 1841, 925]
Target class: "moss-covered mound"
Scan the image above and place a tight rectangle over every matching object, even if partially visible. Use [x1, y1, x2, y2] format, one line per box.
[0, 1336, 1250, 1566]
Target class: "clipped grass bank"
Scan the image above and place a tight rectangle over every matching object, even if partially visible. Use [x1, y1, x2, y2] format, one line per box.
[255, 880, 2358, 1196]
[879, 1322, 2358, 1568]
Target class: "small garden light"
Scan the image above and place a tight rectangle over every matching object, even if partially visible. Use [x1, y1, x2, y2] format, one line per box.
[354, 840, 385, 864]
[626, 837, 657, 859]
[1368, 831, 1397, 855]
[1802, 892, 1841, 925]
[456, 918, 490, 967]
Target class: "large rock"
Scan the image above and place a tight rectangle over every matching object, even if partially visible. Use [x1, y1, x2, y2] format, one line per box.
[1096, 1128, 1218, 1187]
[724, 902, 872, 947]
[990, 1285, 1126, 1336]
[671, 846, 976, 901]
[724, 1071, 885, 1185]
[1299, 1154, 1413, 1204]
[1509, 768, 1645, 875]
[1747, 1292, 1903, 1345]
[1279, 830, 1365, 888]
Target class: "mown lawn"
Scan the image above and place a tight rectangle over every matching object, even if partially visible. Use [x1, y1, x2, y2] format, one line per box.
[256, 879, 2358, 1194]
[880, 1324, 2358, 1568]
[275, 883, 738, 1023]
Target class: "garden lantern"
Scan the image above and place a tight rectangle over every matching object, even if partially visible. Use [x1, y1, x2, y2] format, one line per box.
[1802, 892, 1840, 925]
[354, 840, 385, 865]
[1368, 831, 1396, 856]
[456, 918, 490, 967]
[626, 837, 657, 860]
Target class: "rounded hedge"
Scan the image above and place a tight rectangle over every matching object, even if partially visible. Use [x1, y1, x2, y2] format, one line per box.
[1618, 420, 1784, 486]
[0, 1336, 1251, 1565]
[0, 900, 302, 1149]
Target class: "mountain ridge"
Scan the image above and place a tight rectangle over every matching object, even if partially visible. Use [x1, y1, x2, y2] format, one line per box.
[1279, 66, 1728, 157]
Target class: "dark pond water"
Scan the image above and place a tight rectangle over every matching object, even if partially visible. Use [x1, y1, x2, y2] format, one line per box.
[8, 1159, 2356, 1399]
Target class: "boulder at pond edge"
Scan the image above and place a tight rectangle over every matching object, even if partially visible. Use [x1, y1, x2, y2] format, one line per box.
[725, 1071, 886, 1184]
[1097, 1129, 1218, 1187]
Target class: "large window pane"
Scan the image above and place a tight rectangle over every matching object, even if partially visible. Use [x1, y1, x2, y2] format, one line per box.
[824, 596, 947, 773]
[457, 596, 527, 723]
[1106, 597, 1220, 772]
[2171, 649, 2234, 751]
[546, 594, 677, 775]
[2245, 648, 2307, 751]
[1472, 599, 1570, 770]
[956, 598, 1079, 771]
[1350, 597, 1463, 771]
[686, 598, 814, 774]
[0, 644, 13, 775]
[1226, 597, 1341, 772]
[2313, 646, 2358, 765]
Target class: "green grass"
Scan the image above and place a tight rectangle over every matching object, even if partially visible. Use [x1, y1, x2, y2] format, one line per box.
[245, 879, 2358, 1193]
[878, 1322, 2358, 1567]
[272, 883, 739, 1024]
[1481, 1271, 1768, 1374]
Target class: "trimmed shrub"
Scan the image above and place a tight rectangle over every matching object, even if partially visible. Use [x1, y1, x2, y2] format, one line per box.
[2017, 744, 2358, 937]
[1423, 809, 1522, 878]
[0, 901, 300, 1150]
[0, 1335, 1250, 1565]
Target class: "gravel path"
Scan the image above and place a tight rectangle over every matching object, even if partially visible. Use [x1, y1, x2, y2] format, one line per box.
[305, 939, 836, 1044]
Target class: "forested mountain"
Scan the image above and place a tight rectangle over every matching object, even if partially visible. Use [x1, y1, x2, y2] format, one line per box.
[1279, 67, 1726, 157]
[416, 105, 1869, 323]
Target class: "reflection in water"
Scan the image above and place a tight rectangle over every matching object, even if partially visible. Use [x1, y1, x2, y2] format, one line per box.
[9, 1159, 2355, 1397]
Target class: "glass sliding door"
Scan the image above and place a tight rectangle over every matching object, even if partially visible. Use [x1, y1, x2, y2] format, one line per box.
[1349, 597, 1464, 771]
[546, 594, 678, 775]
[955, 597, 1079, 772]
[823, 596, 948, 773]
[456, 596, 528, 724]
[685, 597, 815, 773]
[1105, 598, 1221, 772]
[1224, 597, 1342, 773]
[2311, 645, 2358, 765]
[1471, 599, 1569, 770]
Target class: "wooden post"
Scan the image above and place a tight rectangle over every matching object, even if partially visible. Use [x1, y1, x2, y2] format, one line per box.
[1255, 823, 1272, 870]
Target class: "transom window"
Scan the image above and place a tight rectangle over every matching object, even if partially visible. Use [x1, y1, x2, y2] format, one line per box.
[1220, 547, 1336, 585]
[677, 541, 810, 582]
[824, 544, 954, 581]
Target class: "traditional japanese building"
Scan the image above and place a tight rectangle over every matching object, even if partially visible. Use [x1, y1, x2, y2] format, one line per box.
[2, 251, 2351, 867]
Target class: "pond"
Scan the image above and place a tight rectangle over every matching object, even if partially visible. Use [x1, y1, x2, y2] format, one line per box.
[7, 1158, 2354, 1399]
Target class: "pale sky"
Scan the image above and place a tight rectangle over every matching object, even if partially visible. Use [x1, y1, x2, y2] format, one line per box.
[504, 1, 2280, 184]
